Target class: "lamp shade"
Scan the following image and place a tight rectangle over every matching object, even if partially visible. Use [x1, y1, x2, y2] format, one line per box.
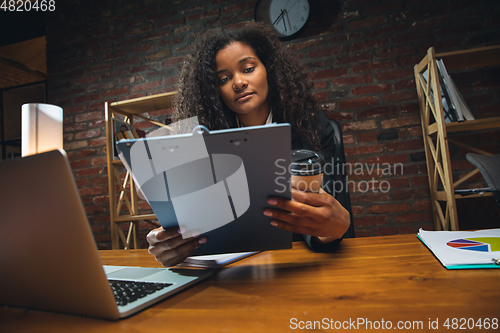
[21, 103, 63, 157]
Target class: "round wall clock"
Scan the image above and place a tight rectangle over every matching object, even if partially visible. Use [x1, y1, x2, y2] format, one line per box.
[254, 0, 310, 40]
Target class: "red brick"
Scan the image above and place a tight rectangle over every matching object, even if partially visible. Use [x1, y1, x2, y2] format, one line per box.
[75, 130, 101, 140]
[64, 105, 87, 115]
[381, 91, 417, 102]
[130, 64, 156, 74]
[75, 178, 89, 187]
[88, 82, 113, 92]
[376, 46, 415, 59]
[161, 56, 185, 68]
[79, 187, 104, 196]
[381, 115, 421, 129]
[93, 196, 109, 205]
[384, 177, 410, 188]
[357, 132, 381, 143]
[187, 9, 219, 22]
[157, 17, 186, 29]
[393, 212, 433, 223]
[73, 75, 98, 85]
[75, 111, 102, 123]
[124, 26, 152, 38]
[130, 43, 154, 54]
[332, 74, 372, 86]
[310, 68, 348, 80]
[146, 50, 171, 62]
[222, 3, 251, 15]
[86, 63, 113, 73]
[358, 106, 398, 119]
[366, 154, 407, 165]
[375, 68, 414, 81]
[287, 39, 323, 52]
[117, 75, 145, 85]
[341, 119, 378, 132]
[74, 93, 100, 104]
[414, 200, 431, 211]
[313, 92, 328, 101]
[101, 69, 130, 80]
[343, 134, 355, 144]
[132, 80, 161, 92]
[90, 137, 107, 147]
[336, 53, 371, 65]
[355, 230, 371, 237]
[393, 188, 431, 201]
[313, 81, 328, 89]
[64, 123, 87, 132]
[385, 139, 424, 152]
[71, 159, 89, 169]
[369, 203, 410, 214]
[92, 176, 109, 185]
[102, 50, 127, 61]
[76, 167, 103, 177]
[353, 215, 387, 227]
[348, 16, 387, 30]
[350, 192, 391, 204]
[374, 227, 398, 236]
[308, 46, 344, 58]
[349, 39, 389, 53]
[102, 87, 130, 98]
[325, 111, 353, 122]
[115, 57, 142, 68]
[352, 84, 391, 96]
[338, 97, 379, 110]
[344, 144, 384, 156]
[76, 149, 98, 158]
[351, 206, 365, 215]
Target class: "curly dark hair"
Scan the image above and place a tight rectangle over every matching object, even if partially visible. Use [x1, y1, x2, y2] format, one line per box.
[174, 22, 320, 150]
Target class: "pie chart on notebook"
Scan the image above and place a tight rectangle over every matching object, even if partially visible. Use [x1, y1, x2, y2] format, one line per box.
[447, 237, 500, 253]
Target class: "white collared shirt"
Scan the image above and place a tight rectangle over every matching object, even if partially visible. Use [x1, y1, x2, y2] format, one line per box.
[236, 110, 273, 127]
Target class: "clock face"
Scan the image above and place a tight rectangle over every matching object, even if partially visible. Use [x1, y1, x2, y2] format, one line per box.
[255, 0, 310, 39]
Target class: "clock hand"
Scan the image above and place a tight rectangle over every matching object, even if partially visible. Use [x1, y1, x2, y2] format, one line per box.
[286, 0, 297, 12]
[272, 10, 284, 26]
[284, 9, 292, 31]
[281, 9, 287, 31]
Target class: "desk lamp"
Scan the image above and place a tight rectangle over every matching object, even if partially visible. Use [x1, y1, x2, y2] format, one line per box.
[21, 103, 63, 157]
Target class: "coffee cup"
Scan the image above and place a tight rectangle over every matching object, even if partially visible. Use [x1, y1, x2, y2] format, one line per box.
[290, 149, 324, 193]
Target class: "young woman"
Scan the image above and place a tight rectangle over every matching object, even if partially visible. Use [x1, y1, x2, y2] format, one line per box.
[147, 22, 351, 267]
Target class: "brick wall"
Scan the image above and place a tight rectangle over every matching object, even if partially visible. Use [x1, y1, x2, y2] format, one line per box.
[45, 0, 500, 249]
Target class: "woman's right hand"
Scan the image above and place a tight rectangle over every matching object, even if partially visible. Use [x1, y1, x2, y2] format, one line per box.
[147, 226, 207, 267]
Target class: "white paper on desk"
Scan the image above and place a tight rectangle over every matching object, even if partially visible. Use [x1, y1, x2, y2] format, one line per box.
[418, 228, 500, 266]
[180, 252, 257, 268]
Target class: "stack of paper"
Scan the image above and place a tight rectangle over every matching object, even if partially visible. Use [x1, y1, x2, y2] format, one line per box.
[179, 252, 258, 269]
[418, 228, 500, 269]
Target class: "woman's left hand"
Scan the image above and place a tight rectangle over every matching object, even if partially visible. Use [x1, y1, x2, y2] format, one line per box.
[263, 188, 350, 244]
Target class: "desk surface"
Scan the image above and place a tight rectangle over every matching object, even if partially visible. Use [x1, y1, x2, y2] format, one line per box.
[1, 234, 499, 332]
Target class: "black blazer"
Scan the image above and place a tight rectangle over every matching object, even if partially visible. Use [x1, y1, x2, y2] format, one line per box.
[275, 110, 355, 252]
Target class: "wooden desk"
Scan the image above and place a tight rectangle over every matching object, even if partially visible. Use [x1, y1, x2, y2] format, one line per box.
[1, 234, 499, 332]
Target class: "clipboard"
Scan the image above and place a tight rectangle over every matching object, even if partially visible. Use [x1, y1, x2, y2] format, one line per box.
[117, 123, 293, 256]
[417, 228, 500, 270]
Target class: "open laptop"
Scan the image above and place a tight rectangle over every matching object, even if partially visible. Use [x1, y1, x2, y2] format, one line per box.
[0, 149, 212, 320]
[117, 122, 293, 256]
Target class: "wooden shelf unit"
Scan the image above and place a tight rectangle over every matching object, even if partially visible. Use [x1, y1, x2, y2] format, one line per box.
[105, 92, 177, 249]
[414, 45, 500, 231]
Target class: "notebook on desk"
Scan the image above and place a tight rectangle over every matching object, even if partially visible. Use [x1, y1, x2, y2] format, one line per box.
[117, 122, 293, 256]
[0, 150, 212, 320]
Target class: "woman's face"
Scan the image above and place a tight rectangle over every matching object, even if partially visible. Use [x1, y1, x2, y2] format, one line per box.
[215, 42, 270, 125]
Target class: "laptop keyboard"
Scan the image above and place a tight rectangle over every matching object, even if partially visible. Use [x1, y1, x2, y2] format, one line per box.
[109, 280, 172, 306]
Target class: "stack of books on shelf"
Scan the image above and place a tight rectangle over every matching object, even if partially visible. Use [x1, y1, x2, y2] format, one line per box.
[113, 119, 145, 158]
[423, 60, 475, 123]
